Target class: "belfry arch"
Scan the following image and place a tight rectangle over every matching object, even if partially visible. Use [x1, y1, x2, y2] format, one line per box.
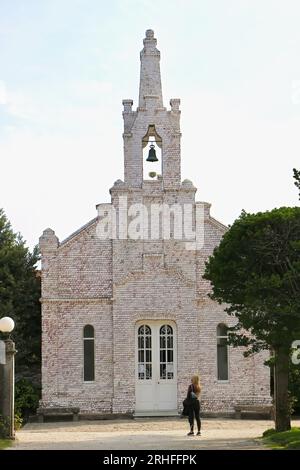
[142, 125, 162, 180]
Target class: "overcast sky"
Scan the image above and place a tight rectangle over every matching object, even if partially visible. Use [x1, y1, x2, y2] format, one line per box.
[0, 0, 299, 250]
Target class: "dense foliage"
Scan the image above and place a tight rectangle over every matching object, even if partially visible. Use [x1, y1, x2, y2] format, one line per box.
[15, 378, 40, 421]
[204, 206, 300, 430]
[0, 209, 41, 370]
[204, 207, 300, 352]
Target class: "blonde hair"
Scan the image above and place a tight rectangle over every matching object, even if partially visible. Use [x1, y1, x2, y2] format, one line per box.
[191, 375, 201, 396]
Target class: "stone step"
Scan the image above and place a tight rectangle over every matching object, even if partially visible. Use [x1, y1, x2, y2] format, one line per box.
[134, 410, 180, 418]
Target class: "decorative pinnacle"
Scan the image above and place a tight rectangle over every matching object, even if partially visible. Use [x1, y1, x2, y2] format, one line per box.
[145, 29, 154, 39]
[139, 29, 163, 108]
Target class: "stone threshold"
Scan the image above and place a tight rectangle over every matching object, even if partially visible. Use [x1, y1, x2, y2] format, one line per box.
[134, 410, 180, 418]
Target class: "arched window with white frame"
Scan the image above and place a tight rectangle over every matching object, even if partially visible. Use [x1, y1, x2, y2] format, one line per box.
[83, 324, 95, 382]
[159, 324, 174, 380]
[138, 325, 152, 380]
[217, 323, 228, 381]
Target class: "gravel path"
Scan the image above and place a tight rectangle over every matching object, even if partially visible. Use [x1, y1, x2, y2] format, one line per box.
[9, 418, 280, 450]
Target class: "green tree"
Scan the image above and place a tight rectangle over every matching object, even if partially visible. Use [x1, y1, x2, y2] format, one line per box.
[0, 209, 41, 371]
[293, 168, 300, 200]
[204, 207, 300, 431]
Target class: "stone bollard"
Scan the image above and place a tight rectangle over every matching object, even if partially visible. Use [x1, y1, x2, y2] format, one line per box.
[0, 338, 16, 439]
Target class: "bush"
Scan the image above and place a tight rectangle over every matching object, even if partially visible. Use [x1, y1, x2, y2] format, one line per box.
[263, 428, 276, 437]
[0, 414, 22, 438]
[289, 363, 300, 415]
[14, 413, 23, 430]
[0, 378, 39, 436]
[0, 415, 9, 438]
[15, 378, 40, 421]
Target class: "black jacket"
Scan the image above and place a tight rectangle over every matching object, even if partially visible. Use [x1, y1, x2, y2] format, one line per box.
[182, 384, 198, 416]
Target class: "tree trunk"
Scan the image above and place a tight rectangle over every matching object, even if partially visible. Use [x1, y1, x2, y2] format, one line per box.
[274, 347, 291, 432]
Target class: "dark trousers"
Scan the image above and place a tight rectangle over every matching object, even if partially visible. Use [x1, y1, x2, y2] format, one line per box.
[188, 399, 201, 432]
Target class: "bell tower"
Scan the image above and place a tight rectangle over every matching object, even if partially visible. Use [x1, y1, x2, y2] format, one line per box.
[122, 30, 182, 189]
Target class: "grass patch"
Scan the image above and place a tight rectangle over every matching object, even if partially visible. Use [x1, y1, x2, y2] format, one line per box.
[262, 427, 300, 450]
[0, 439, 12, 450]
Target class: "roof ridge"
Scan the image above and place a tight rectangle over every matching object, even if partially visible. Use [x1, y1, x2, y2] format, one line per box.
[60, 217, 98, 247]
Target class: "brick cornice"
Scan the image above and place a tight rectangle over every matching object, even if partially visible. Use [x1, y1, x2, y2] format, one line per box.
[41, 297, 113, 304]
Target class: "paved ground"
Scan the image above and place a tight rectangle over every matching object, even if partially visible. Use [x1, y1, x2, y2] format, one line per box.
[9, 417, 287, 450]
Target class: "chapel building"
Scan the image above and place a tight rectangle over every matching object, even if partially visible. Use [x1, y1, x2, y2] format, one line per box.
[39, 30, 271, 417]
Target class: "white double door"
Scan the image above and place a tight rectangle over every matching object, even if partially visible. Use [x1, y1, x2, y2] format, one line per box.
[135, 320, 177, 412]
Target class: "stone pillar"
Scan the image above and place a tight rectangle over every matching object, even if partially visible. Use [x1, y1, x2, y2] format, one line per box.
[39, 228, 59, 298]
[0, 338, 16, 439]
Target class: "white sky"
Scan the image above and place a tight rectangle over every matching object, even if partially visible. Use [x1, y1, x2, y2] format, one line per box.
[0, 0, 299, 249]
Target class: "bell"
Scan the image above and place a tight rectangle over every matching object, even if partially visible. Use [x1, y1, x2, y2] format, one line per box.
[146, 143, 158, 162]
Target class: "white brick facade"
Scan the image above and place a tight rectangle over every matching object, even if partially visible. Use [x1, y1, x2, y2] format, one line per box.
[39, 30, 271, 416]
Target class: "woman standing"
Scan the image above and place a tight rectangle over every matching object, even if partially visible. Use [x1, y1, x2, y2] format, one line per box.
[186, 375, 201, 436]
